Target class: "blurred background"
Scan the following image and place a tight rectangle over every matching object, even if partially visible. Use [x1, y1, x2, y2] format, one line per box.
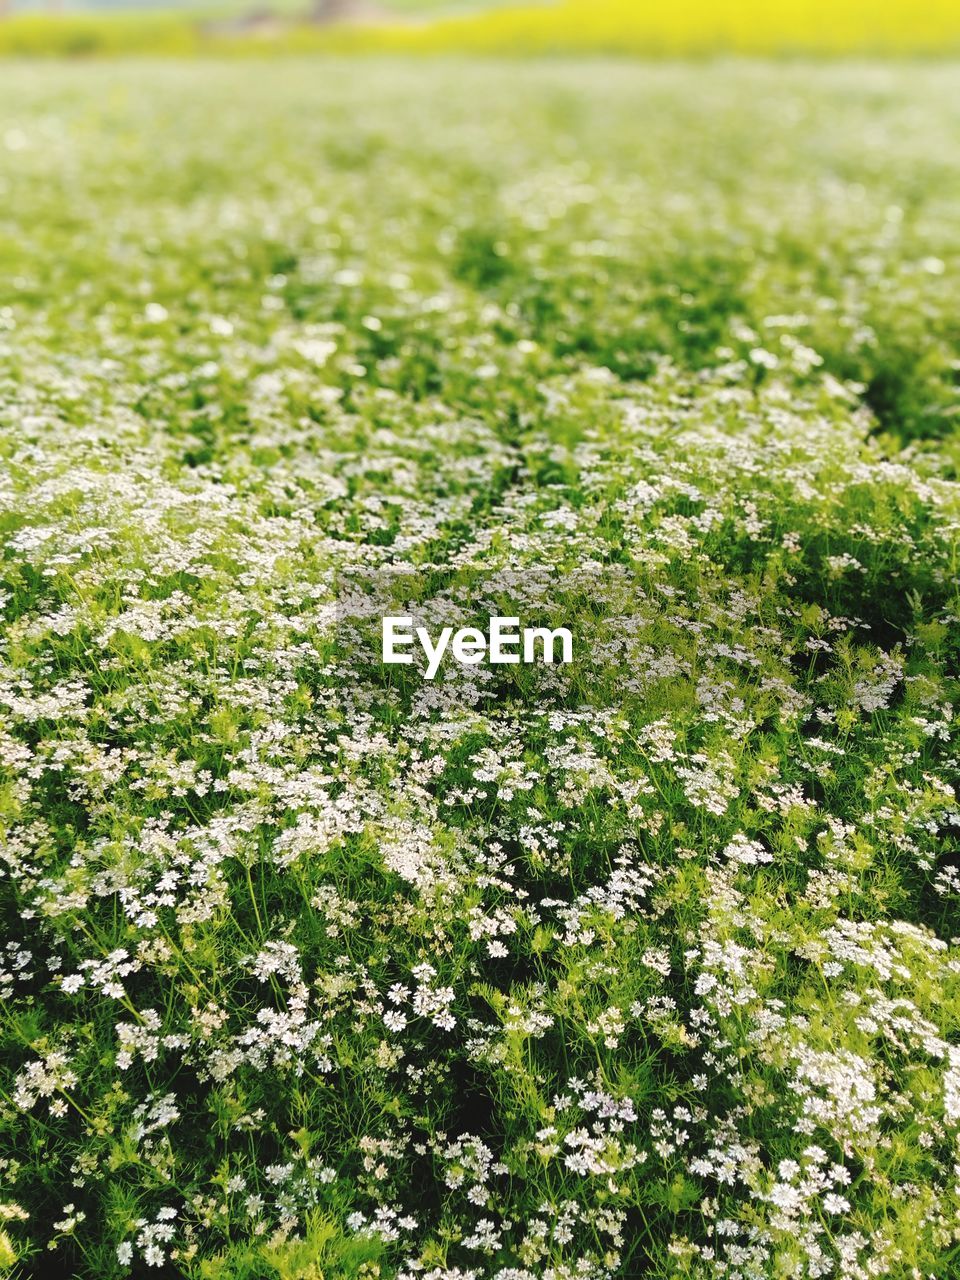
[1, 0, 959, 58]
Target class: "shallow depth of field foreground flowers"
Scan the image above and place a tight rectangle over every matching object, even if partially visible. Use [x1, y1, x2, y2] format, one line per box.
[2, 58, 960, 1280]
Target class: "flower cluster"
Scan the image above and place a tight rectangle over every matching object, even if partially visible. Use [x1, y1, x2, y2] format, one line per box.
[1, 56, 959, 1280]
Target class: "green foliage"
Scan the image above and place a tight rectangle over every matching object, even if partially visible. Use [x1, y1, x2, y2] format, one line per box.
[0, 58, 959, 1280]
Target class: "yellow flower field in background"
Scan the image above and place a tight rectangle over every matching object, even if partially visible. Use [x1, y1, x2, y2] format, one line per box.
[2, 0, 960, 58]
[321, 0, 960, 56]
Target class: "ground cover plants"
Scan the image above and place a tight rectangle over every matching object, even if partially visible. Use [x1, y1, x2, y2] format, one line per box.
[1, 58, 960, 1279]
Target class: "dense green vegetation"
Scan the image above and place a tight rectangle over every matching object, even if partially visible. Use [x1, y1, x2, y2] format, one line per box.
[1, 59, 960, 1279]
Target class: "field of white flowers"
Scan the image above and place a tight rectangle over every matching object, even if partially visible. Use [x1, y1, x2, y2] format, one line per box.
[1, 58, 960, 1280]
